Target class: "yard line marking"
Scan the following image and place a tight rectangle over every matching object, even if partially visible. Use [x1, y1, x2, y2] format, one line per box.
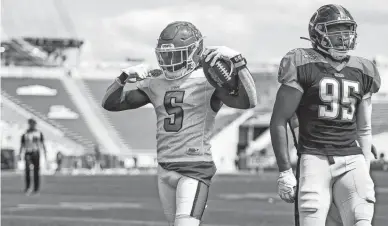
[4, 202, 143, 212]
[376, 187, 388, 193]
[218, 192, 280, 200]
[1, 215, 240, 226]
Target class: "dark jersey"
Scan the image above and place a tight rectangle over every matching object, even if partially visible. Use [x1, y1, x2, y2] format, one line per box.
[278, 48, 381, 156]
[21, 129, 44, 154]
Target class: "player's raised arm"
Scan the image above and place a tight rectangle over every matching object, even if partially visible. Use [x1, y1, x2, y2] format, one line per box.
[217, 67, 257, 109]
[102, 65, 151, 111]
[202, 46, 257, 109]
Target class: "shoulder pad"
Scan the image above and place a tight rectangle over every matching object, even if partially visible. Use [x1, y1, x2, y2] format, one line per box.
[282, 48, 324, 67]
[348, 57, 381, 93]
[347, 56, 377, 76]
[277, 49, 307, 92]
[136, 77, 151, 91]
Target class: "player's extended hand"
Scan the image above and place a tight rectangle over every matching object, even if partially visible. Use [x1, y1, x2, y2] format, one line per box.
[277, 168, 297, 203]
[121, 64, 152, 83]
[203, 46, 241, 67]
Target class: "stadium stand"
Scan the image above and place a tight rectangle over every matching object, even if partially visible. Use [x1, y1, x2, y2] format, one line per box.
[1, 76, 95, 150]
[1, 102, 86, 172]
[372, 103, 388, 135]
[83, 78, 157, 155]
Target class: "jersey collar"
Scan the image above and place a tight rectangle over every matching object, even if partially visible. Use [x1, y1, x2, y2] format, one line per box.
[313, 49, 350, 72]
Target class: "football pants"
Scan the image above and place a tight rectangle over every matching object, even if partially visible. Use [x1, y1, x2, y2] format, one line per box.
[157, 165, 209, 226]
[296, 154, 375, 226]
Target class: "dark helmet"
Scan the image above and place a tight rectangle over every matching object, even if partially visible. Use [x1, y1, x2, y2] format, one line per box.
[308, 4, 357, 60]
[155, 21, 203, 80]
[28, 118, 37, 129]
[28, 118, 36, 125]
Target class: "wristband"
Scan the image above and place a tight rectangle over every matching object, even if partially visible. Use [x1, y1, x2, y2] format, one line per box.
[230, 54, 247, 70]
[117, 72, 129, 84]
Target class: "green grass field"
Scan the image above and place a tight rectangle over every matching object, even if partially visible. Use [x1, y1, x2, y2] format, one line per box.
[2, 171, 388, 226]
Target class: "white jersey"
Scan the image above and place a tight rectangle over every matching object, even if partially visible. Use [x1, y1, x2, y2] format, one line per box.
[137, 69, 220, 163]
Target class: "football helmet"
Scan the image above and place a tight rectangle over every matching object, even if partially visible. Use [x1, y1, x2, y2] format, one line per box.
[309, 4, 357, 61]
[155, 21, 203, 80]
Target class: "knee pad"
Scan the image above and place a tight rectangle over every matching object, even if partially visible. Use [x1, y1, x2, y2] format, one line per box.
[354, 202, 374, 226]
[299, 191, 320, 213]
[175, 215, 201, 226]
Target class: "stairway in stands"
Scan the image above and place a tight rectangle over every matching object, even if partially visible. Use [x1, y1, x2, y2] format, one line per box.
[74, 77, 131, 153]
[1, 91, 87, 152]
[60, 75, 129, 155]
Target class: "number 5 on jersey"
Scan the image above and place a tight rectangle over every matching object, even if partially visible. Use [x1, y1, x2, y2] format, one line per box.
[319, 78, 360, 121]
[164, 91, 185, 132]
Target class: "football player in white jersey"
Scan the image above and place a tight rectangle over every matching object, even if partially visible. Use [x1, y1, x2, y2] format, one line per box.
[102, 21, 257, 226]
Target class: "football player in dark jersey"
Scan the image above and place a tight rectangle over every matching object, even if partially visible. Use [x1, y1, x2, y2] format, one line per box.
[270, 4, 381, 226]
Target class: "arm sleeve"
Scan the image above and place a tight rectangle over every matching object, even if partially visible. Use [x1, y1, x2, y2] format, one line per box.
[278, 50, 304, 93]
[215, 67, 257, 109]
[356, 97, 373, 166]
[101, 78, 151, 111]
[362, 60, 381, 99]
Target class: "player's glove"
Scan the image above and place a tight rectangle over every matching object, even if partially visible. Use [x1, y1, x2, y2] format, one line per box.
[203, 46, 247, 71]
[277, 168, 297, 203]
[120, 63, 152, 83]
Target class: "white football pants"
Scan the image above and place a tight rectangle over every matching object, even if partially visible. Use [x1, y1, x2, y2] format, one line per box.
[157, 165, 209, 226]
[295, 154, 375, 226]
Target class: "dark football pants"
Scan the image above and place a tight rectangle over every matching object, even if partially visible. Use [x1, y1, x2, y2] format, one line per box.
[24, 152, 40, 192]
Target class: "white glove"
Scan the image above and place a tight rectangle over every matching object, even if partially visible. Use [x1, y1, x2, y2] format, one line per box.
[121, 63, 151, 83]
[277, 168, 297, 203]
[203, 46, 241, 67]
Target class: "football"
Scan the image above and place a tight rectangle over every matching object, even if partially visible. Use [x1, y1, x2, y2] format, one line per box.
[202, 58, 239, 95]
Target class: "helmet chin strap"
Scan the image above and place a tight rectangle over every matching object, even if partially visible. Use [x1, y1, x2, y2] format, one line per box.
[300, 37, 349, 62]
[163, 68, 186, 80]
[317, 45, 348, 61]
[163, 63, 195, 80]
[328, 49, 348, 61]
